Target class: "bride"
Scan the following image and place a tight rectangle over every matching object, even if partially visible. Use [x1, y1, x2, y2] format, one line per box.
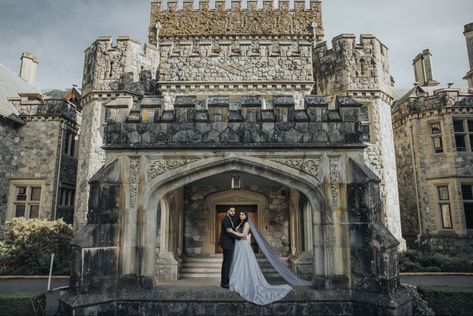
[227, 210, 295, 305]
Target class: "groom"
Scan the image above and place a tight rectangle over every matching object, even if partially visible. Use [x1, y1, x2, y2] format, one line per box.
[220, 207, 238, 289]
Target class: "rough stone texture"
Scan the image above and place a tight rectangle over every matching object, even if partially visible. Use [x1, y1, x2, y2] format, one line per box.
[183, 185, 290, 256]
[149, 1, 324, 41]
[314, 34, 404, 248]
[392, 87, 473, 250]
[0, 97, 80, 234]
[0, 119, 19, 233]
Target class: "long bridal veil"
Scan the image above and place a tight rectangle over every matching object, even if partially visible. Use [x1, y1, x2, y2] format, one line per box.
[248, 218, 312, 287]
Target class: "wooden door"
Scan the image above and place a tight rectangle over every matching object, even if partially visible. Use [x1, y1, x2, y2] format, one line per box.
[215, 205, 258, 253]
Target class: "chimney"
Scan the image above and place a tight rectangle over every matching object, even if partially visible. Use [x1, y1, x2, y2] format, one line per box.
[412, 49, 439, 87]
[19, 52, 39, 85]
[463, 23, 473, 89]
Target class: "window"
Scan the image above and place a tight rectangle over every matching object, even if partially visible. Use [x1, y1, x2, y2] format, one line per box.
[59, 187, 75, 207]
[462, 184, 473, 229]
[430, 122, 443, 153]
[12, 186, 41, 219]
[453, 119, 473, 152]
[437, 185, 453, 229]
[63, 130, 76, 157]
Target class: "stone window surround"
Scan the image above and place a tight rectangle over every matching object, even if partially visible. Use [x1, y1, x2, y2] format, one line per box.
[453, 117, 473, 152]
[7, 179, 46, 220]
[436, 184, 453, 230]
[428, 120, 444, 154]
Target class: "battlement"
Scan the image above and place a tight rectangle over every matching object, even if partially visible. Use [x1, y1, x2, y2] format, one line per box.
[102, 94, 363, 148]
[314, 34, 392, 96]
[82, 36, 159, 96]
[149, 0, 323, 41]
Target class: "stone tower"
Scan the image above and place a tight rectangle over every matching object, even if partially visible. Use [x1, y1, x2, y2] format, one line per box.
[314, 34, 405, 248]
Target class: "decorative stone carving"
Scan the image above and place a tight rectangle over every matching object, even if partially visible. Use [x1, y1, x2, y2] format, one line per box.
[271, 158, 320, 180]
[329, 157, 340, 207]
[148, 159, 197, 182]
[129, 158, 140, 208]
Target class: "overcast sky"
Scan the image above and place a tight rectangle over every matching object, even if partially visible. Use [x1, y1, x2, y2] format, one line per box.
[0, 0, 472, 90]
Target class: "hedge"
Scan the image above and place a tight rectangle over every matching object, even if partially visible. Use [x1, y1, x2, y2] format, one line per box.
[418, 286, 473, 316]
[399, 250, 473, 272]
[0, 218, 73, 275]
[0, 292, 46, 316]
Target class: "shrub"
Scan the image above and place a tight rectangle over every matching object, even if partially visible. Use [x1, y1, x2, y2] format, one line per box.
[418, 286, 473, 316]
[0, 292, 46, 316]
[399, 249, 473, 272]
[0, 218, 73, 275]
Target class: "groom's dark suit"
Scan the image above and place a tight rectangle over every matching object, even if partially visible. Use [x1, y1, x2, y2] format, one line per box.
[220, 215, 237, 287]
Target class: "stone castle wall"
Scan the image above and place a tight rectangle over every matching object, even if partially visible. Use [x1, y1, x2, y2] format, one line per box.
[392, 88, 473, 250]
[0, 120, 19, 233]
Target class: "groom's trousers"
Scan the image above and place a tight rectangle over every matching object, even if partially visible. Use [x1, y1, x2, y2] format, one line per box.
[221, 248, 234, 286]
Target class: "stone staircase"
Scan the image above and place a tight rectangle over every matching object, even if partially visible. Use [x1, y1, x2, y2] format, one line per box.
[180, 254, 289, 279]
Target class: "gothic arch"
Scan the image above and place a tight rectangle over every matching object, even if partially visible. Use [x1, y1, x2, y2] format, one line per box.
[138, 155, 330, 283]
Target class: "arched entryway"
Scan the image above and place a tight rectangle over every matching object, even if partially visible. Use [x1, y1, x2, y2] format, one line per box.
[132, 155, 337, 285]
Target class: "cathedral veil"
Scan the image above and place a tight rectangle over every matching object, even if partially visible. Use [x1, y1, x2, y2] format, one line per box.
[248, 219, 312, 287]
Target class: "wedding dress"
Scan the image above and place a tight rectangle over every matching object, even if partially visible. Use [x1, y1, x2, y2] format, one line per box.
[229, 233, 292, 305]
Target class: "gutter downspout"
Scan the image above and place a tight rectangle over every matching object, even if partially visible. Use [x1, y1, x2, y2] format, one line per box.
[409, 121, 423, 244]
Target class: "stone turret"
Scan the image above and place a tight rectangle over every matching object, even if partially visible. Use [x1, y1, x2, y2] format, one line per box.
[314, 34, 391, 95]
[82, 36, 159, 95]
[464, 23, 473, 88]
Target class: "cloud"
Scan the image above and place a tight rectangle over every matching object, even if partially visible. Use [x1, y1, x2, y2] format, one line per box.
[0, 0, 472, 89]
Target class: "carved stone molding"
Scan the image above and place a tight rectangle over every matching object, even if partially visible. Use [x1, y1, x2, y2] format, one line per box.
[329, 157, 340, 207]
[148, 159, 197, 182]
[271, 158, 320, 180]
[129, 158, 140, 208]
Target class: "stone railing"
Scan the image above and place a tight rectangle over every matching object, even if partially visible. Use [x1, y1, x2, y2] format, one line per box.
[104, 95, 364, 148]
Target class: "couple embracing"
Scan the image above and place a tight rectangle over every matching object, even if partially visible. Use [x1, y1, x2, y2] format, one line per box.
[219, 207, 293, 305]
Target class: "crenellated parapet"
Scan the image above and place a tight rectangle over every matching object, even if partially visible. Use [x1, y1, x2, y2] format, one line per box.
[82, 36, 159, 96]
[149, 0, 323, 41]
[314, 34, 392, 96]
[103, 95, 363, 148]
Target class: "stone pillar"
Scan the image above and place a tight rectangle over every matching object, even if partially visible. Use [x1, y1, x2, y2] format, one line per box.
[464, 23, 473, 88]
[412, 49, 439, 87]
[74, 97, 106, 230]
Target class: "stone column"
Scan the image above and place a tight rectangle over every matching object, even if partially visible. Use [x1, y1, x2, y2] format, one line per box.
[74, 97, 106, 230]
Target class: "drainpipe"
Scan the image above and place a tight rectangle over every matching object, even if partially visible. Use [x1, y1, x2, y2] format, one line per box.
[409, 122, 423, 244]
[53, 121, 66, 220]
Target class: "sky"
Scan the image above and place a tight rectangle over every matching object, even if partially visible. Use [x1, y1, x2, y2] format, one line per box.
[0, 0, 472, 91]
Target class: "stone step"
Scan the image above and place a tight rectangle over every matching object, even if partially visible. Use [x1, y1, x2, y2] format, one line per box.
[179, 272, 282, 279]
[181, 267, 283, 273]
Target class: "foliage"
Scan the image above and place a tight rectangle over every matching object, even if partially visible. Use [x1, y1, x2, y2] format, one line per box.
[418, 286, 473, 316]
[0, 218, 73, 275]
[0, 292, 46, 316]
[399, 249, 473, 272]
[402, 284, 435, 316]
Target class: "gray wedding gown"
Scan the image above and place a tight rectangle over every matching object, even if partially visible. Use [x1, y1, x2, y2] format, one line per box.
[229, 233, 292, 305]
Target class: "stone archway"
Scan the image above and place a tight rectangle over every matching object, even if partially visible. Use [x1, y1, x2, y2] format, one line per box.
[138, 155, 331, 285]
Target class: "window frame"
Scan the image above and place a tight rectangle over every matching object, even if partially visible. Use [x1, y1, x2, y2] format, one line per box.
[453, 118, 473, 152]
[429, 122, 444, 154]
[8, 179, 45, 220]
[461, 183, 473, 230]
[436, 185, 453, 230]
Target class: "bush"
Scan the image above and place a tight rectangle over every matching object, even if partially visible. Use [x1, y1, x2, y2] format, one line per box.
[0, 292, 46, 316]
[418, 286, 473, 316]
[0, 218, 73, 275]
[402, 285, 435, 316]
[399, 249, 473, 272]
